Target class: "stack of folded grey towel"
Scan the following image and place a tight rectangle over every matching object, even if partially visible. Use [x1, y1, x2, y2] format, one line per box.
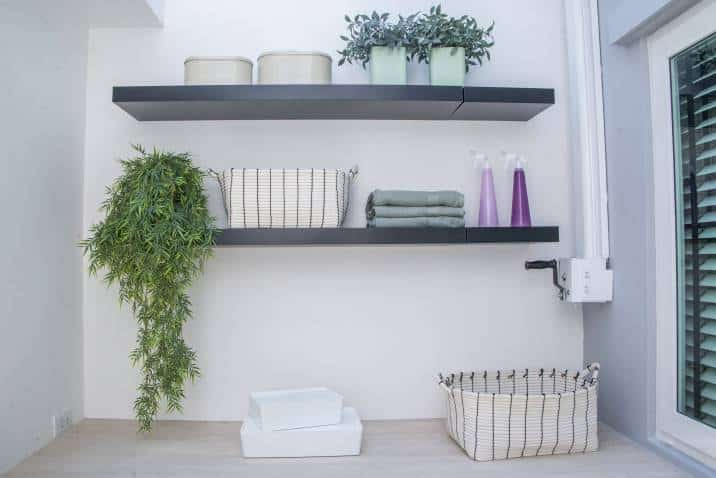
[366, 190, 465, 228]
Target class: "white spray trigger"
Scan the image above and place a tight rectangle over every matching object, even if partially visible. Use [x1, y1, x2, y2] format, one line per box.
[500, 151, 519, 173]
[517, 154, 527, 170]
[470, 150, 487, 170]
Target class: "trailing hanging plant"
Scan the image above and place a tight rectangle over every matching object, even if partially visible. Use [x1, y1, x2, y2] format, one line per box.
[337, 11, 418, 68]
[81, 145, 216, 431]
[412, 5, 494, 71]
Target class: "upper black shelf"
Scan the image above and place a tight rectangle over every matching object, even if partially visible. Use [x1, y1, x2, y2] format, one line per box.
[112, 85, 554, 122]
[214, 227, 559, 246]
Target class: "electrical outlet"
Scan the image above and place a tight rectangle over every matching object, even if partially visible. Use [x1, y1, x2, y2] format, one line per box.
[52, 410, 72, 438]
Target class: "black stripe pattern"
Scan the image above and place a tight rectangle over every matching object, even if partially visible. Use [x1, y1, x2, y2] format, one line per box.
[439, 365, 599, 461]
[214, 168, 354, 228]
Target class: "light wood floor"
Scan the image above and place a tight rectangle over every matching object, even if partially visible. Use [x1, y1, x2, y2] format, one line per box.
[4, 419, 690, 477]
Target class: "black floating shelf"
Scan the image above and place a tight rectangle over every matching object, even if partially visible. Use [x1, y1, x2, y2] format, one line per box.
[112, 85, 554, 122]
[214, 227, 559, 246]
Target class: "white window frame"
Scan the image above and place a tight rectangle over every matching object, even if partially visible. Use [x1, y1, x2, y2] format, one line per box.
[649, 0, 716, 466]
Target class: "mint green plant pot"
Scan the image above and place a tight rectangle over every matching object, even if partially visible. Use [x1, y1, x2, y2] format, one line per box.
[429, 47, 466, 86]
[369, 46, 407, 85]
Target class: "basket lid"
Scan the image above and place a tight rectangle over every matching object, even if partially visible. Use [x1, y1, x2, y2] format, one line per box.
[184, 56, 253, 65]
[257, 50, 333, 62]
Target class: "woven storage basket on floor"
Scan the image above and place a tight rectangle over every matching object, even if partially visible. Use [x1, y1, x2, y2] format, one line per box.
[439, 362, 599, 461]
[212, 167, 357, 228]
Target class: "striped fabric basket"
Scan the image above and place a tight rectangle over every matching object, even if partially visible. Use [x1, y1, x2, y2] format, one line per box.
[211, 167, 357, 228]
[438, 362, 599, 462]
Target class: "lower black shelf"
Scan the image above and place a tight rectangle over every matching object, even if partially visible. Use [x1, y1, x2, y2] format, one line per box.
[214, 227, 559, 246]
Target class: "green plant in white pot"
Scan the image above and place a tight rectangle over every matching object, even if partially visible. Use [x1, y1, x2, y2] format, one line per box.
[413, 5, 494, 86]
[338, 11, 417, 85]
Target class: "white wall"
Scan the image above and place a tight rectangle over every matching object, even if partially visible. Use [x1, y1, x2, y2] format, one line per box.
[584, 0, 698, 445]
[584, 2, 716, 476]
[82, 0, 582, 421]
[0, 2, 87, 473]
[605, 0, 699, 45]
[87, 0, 164, 27]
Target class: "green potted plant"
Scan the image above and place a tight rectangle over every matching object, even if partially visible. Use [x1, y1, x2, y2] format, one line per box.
[413, 5, 494, 86]
[81, 145, 216, 431]
[338, 11, 417, 84]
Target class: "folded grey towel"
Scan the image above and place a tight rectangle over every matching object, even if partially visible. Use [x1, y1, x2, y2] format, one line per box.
[367, 206, 465, 219]
[367, 190, 464, 208]
[367, 216, 466, 228]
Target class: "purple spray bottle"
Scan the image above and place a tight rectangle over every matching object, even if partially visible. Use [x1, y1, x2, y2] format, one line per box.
[472, 151, 498, 226]
[508, 153, 531, 227]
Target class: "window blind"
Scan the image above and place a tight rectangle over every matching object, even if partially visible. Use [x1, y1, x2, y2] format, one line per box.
[675, 32, 716, 427]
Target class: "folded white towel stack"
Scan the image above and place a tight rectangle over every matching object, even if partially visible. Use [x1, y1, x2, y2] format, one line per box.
[241, 407, 363, 458]
[242, 387, 363, 458]
[248, 387, 343, 431]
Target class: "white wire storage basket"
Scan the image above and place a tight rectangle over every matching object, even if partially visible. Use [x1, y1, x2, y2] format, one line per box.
[211, 167, 357, 228]
[438, 362, 599, 462]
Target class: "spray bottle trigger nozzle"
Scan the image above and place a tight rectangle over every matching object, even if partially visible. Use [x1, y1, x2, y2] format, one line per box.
[470, 150, 488, 170]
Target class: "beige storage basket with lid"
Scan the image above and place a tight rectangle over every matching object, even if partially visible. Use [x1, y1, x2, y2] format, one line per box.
[257, 51, 332, 84]
[184, 56, 253, 85]
[439, 362, 599, 462]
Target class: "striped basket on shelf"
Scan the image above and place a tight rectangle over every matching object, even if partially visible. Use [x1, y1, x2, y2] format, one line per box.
[438, 362, 599, 461]
[211, 167, 357, 228]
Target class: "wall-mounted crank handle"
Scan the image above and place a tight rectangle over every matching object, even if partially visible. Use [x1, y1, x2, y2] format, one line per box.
[525, 259, 566, 300]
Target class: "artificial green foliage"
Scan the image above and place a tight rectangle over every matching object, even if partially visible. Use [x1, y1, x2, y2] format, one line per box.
[412, 5, 494, 71]
[337, 11, 418, 68]
[81, 145, 216, 431]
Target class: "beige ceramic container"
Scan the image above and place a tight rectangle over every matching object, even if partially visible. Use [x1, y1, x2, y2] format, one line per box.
[257, 51, 332, 84]
[184, 56, 253, 85]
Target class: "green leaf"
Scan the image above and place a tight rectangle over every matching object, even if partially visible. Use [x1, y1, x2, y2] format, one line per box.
[81, 146, 216, 432]
[408, 5, 494, 68]
[338, 8, 419, 66]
